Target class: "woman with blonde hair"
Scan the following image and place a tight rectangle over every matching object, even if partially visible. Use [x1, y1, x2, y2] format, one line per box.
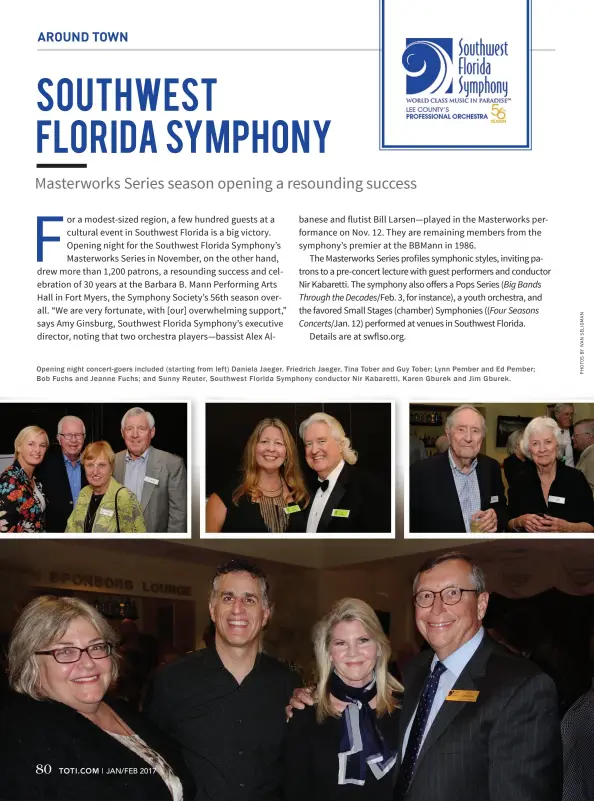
[206, 417, 309, 533]
[0, 595, 192, 799]
[284, 598, 402, 799]
[0, 425, 49, 533]
[66, 441, 145, 533]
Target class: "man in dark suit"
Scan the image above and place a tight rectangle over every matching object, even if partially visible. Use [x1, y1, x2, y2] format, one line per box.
[409, 404, 507, 533]
[298, 412, 391, 533]
[395, 552, 561, 801]
[35, 415, 88, 532]
[113, 406, 187, 533]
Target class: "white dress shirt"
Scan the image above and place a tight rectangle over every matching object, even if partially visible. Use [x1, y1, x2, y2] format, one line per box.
[306, 459, 345, 533]
[402, 627, 485, 756]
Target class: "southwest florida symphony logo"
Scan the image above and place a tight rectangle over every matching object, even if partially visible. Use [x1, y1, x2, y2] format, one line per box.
[402, 38, 453, 94]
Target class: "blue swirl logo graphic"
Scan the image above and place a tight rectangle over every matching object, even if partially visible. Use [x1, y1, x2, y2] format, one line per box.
[403, 38, 453, 94]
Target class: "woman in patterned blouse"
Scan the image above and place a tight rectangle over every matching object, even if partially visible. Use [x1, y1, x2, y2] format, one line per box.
[0, 425, 49, 533]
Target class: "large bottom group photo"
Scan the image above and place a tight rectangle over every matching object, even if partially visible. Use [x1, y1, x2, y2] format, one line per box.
[0, 535, 592, 800]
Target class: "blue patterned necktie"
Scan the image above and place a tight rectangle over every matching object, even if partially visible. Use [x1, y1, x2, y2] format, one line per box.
[395, 660, 447, 799]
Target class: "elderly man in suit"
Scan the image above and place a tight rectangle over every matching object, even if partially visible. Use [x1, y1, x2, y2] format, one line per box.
[114, 407, 187, 533]
[298, 411, 390, 533]
[409, 404, 507, 533]
[395, 551, 561, 801]
[35, 415, 88, 532]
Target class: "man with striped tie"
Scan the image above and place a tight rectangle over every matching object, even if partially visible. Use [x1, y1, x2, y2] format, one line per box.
[395, 552, 561, 800]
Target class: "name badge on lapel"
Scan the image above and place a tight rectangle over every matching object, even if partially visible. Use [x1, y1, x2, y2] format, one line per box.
[548, 495, 565, 504]
[331, 509, 350, 518]
[284, 504, 300, 514]
[99, 508, 114, 518]
[490, 495, 499, 503]
[446, 689, 479, 702]
[144, 476, 159, 485]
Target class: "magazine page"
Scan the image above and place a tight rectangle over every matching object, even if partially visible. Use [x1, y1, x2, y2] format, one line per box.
[0, 1, 591, 799]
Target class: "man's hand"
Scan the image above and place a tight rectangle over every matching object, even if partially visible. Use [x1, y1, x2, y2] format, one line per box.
[285, 686, 315, 720]
[472, 508, 497, 533]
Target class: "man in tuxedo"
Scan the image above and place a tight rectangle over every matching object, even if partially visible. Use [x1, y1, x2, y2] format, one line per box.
[113, 407, 187, 533]
[298, 411, 390, 533]
[395, 552, 561, 801]
[35, 415, 88, 532]
[409, 404, 507, 533]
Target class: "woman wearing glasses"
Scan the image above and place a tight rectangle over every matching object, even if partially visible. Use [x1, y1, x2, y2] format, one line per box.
[0, 426, 49, 533]
[66, 441, 146, 533]
[0, 595, 192, 799]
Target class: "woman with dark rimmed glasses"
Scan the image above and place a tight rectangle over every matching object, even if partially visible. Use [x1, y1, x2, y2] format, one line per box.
[0, 595, 193, 800]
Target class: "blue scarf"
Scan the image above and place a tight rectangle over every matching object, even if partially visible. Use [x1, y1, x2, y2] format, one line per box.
[329, 670, 397, 786]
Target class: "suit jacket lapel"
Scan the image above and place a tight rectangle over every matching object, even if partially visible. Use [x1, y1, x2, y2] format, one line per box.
[398, 650, 432, 761]
[317, 463, 348, 533]
[411, 636, 493, 782]
[141, 448, 161, 511]
[476, 455, 490, 510]
[438, 453, 466, 531]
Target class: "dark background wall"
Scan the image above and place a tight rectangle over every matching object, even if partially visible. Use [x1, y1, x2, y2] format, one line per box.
[0, 403, 188, 462]
[205, 402, 392, 494]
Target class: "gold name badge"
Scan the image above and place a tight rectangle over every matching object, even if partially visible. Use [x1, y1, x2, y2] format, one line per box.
[331, 509, 350, 518]
[446, 689, 480, 703]
[284, 504, 300, 514]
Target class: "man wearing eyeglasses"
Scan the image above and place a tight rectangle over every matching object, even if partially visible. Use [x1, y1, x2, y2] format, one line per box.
[395, 551, 561, 800]
[35, 415, 88, 532]
[113, 406, 187, 533]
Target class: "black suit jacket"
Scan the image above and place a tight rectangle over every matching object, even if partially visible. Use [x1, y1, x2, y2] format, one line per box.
[35, 446, 88, 533]
[409, 451, 507, 533]
[397, 635, 562, 800]
[0, 692, 194, 800]
[305, 462, 391, 534]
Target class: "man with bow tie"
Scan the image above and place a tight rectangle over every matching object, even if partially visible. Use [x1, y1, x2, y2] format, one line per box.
[299, 411, 391, 534]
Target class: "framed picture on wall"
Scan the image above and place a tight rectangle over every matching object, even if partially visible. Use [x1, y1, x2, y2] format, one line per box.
[496, 415, 533, 448]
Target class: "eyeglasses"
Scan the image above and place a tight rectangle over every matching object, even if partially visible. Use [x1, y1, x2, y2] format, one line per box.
[35, 642, 112, 663]
[59, 433, 85, 441]
[414, 587, 478, 608]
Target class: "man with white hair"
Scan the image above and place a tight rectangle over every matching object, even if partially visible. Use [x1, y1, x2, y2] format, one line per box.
[35, 414, 88, 532]
[113, 406, 187, 533]
[554, 403, 575, 467]
[409, 405, 507, 534]
[299, 411, 390, 533]
[573, 419, 594, 495]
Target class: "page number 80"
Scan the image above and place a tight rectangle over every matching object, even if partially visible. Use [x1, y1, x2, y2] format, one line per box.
[36, 764, 52, 774]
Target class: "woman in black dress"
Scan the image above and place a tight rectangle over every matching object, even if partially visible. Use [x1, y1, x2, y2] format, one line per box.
[205, 417, 309, 533]
[284, 598, 403, 800]
[508, 416, 594, 533]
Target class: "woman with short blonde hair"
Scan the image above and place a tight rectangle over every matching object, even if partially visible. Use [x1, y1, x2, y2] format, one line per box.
[1, 595, 192, 799]
[284, 598, 402, 798]
[0, 425, 49, 533]
[66, 440, 145, 533]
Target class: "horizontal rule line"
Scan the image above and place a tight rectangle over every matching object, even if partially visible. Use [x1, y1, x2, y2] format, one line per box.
[38, 47, 379, 52]
[36, 163, 88, 169]
[37, 47, 556, 52]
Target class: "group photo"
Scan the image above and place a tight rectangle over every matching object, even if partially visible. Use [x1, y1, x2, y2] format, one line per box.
[0, 536, 592, 800]
[203, 402, 393, 536]
[0, 402, 189, 536]
[408, 402, 594, 536]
